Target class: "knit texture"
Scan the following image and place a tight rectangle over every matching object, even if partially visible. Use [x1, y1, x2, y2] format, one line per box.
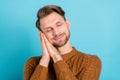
[24, 47, 101, 80]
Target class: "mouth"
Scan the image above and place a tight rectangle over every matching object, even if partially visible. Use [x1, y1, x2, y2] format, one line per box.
[53, 33, 64, 41]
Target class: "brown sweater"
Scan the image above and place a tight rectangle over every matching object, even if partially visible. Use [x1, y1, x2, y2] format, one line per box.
[24, 47, 101, 80]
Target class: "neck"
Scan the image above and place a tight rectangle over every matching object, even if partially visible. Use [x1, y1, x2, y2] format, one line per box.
[57, 40, 73, 55]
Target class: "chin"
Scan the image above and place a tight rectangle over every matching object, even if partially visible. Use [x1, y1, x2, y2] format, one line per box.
[53, 39, 68, 47]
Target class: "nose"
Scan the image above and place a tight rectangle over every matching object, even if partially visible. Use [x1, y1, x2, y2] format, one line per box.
[53, 28, 60, 36]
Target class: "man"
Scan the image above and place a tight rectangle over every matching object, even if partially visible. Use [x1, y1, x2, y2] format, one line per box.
[24, 5, 101, 80]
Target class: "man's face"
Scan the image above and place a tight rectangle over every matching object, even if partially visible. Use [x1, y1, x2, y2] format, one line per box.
[40, 12, 70, 47]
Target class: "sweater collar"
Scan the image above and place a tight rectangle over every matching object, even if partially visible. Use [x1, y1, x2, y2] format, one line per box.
[61, 47, 77, 61]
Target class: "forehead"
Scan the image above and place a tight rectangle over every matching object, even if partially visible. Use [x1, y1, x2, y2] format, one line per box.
[40, 12, 64, 28]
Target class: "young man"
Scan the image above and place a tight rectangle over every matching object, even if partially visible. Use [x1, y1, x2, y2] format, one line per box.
[24, 5, 101, 80]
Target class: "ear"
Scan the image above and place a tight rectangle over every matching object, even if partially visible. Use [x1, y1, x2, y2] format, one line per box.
[66, 20, 70, 29]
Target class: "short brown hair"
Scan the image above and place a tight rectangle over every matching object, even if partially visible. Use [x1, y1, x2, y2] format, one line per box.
[36, 5, 66, 30]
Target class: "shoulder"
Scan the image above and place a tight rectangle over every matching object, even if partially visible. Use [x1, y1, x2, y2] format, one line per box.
[85, 54, 101, 66]
[83, 52, 102, 69]
[27, 56, 41, 61]
[25, 56, 41, 67]
[76, 50, 102, 67]
[77, 51, 102, 74]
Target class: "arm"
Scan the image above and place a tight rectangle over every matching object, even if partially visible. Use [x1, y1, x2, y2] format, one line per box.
[54, 60, 78, 80]
[53, 56, 101, 80]
[24, 31, 50, 80]
[24, 57, 48, 80]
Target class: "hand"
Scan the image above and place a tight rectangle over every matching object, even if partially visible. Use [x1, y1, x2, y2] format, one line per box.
[42, 32, 63, 63]
[39, 31, 50, 67]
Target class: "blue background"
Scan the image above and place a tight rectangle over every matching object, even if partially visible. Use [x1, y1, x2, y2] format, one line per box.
[0, 0, 120, 80]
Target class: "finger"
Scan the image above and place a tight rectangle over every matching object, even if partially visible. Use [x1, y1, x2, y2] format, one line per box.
[43, 34, 56, 53]
[43, 33, 51, 47]
[43, 34, 60, 59]
[39, 31, 48, 54]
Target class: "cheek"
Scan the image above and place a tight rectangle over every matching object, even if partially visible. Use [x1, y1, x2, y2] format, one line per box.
[45, 33, 53, 41]
[62, 24, 69, 30]
[64, 28, 70, 36]
[59, 26, 67, 33]
[63, 26, 69, 33]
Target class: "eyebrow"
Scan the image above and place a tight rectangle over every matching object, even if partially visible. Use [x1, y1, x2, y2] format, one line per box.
[44, 19, 62, 30]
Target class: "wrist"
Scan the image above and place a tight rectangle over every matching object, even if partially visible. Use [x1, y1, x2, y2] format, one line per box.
[52, 54, 63, 63]
[39, 56, 50, 67]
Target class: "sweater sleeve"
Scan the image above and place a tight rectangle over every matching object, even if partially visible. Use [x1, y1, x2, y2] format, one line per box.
[53, 56, 101, 80]
[53, 60, 78, 80]
[24, 57, 48, 80]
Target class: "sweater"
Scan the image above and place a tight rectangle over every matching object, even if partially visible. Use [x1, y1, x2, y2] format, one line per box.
[24, 47, 101, 80]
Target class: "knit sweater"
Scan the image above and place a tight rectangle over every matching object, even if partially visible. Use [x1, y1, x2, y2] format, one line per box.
[24, 47, 101, 80]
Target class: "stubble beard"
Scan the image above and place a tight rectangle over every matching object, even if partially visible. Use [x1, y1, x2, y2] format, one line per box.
[52, 31, 70, 48]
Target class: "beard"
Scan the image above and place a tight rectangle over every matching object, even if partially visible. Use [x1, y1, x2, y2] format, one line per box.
[52, 31, 70, 48]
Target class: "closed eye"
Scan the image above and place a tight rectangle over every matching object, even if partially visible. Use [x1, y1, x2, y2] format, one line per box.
[56, 22, 62, 27]
[46, 28, 52, 32]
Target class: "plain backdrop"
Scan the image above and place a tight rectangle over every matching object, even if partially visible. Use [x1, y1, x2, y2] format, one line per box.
[0, 0, 120, 80]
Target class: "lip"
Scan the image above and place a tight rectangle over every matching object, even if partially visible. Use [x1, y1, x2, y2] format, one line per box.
[54, 34, 64, 41]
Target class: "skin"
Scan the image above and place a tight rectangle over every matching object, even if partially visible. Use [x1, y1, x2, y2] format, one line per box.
[38, 12, 73, 67]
